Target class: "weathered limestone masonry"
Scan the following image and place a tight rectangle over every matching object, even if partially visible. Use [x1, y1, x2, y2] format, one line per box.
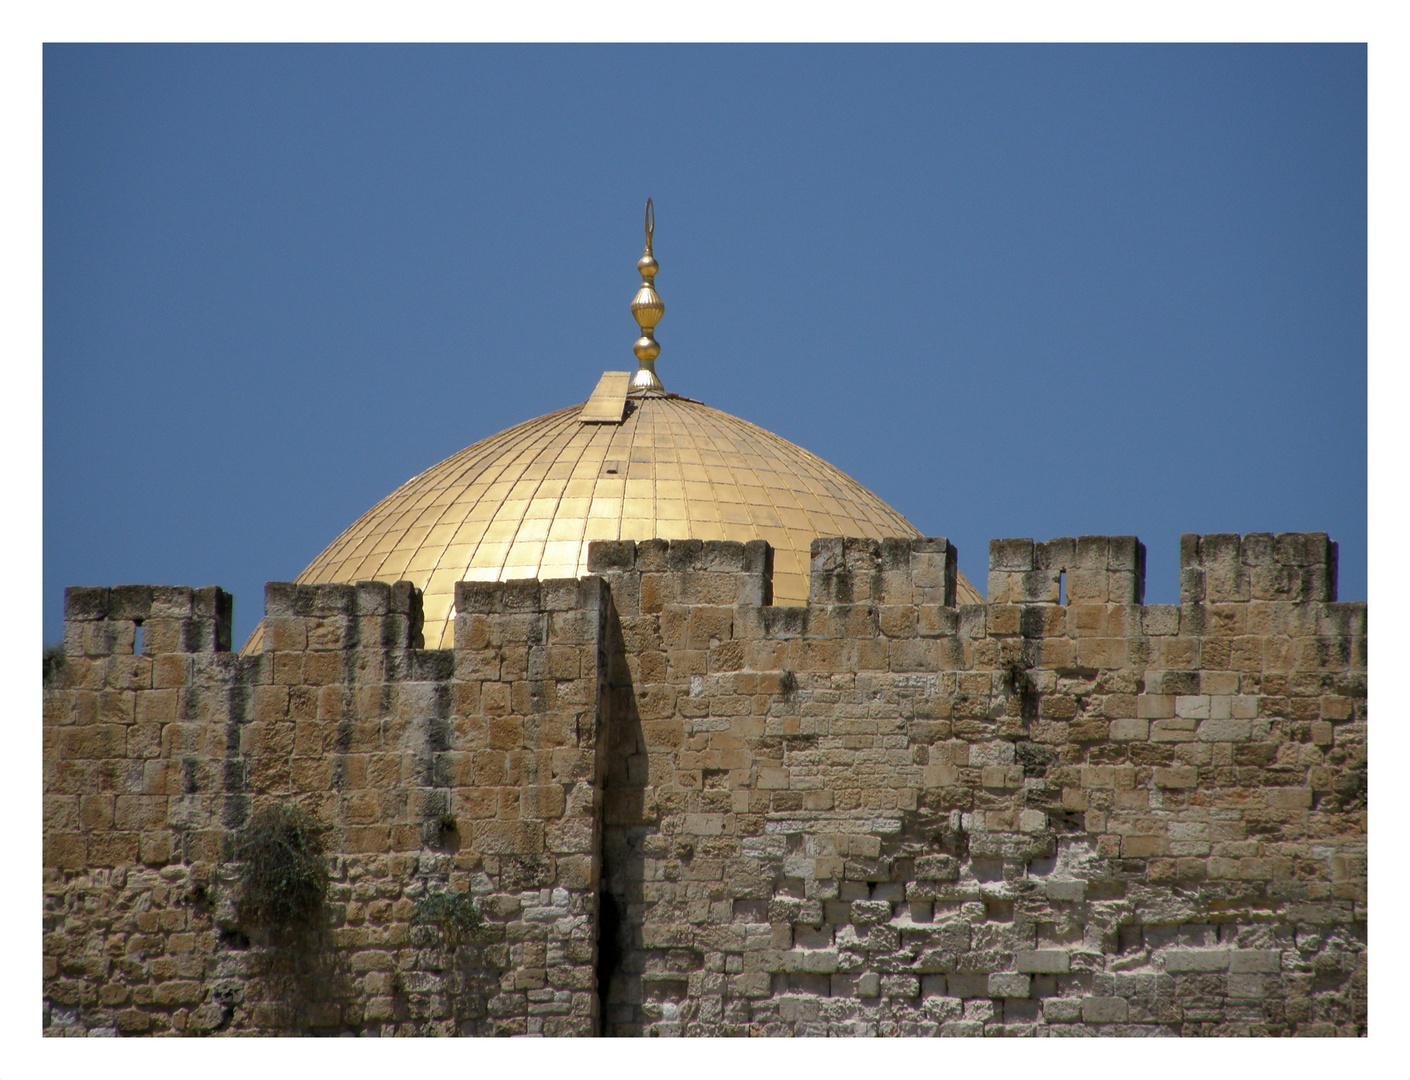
[45, 577, 608, 1036]
[42, 532, 1367, 1037]
[589, 533, 1366, 1036]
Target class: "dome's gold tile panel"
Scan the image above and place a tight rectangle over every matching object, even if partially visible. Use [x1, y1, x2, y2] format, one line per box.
[245, 396, 981, 652]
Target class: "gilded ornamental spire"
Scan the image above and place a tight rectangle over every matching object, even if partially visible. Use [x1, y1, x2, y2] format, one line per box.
[630, 198, 665, 393]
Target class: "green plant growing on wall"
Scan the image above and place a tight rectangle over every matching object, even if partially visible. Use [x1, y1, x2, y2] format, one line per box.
[235, 804, 328, 935]
[412, 890, 482, 945]
[42, 644, 66, 685]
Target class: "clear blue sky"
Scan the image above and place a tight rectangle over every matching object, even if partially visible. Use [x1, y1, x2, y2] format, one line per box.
[43, 44, 1366, 648]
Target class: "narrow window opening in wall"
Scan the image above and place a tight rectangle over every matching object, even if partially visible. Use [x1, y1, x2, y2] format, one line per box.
[133, 620, 144, 655]
[1058, 571, 1066, 606]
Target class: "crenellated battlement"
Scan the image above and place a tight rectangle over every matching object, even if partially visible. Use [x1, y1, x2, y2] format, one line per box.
[807, 537, 958, 607]
[1179, 531, 1338, 604]
[60, 533, 1349, 657]
[586, 537, 773, 610]
[63, 584, 233, 655]
[988, 536, 1146, 606]
[260, 578, 426, 653]
[46, 530, 1367, 1037]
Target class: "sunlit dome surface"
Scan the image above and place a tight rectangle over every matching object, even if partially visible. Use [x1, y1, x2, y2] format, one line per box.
[247, 392, 982, 651]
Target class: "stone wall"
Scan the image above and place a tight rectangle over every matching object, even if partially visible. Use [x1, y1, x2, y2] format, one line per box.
[42, 532, 1367, 1036]
[45, 577, 607, 1035]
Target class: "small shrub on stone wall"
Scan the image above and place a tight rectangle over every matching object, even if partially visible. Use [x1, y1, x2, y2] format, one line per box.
[235, 804, 328, 935]
[42, 645, 65, 685]
[412, 890, 481, 945]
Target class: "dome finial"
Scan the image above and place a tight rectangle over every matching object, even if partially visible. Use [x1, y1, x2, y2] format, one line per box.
[630, 198, 665, 394]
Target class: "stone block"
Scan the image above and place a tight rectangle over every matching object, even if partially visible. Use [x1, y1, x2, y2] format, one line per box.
[986, 572, 1015, 605]
[1275, 532, 1330, 568]
[44, 832, 86, 868]
[1163, 950, 1230, 972]
[1106, 534, 1142, 570]
[684, 814, 725, 835]
[1237, 531, 1274, 566]
[309, 583, 355, 616]
[826, 973, 856, 997]
[842, 537, 881, 574]
[1200, 533, 1242, 569]
[139, 831, 174, 866]
[115, 1009, 152, 1033]
[1198, 718, 1251, 742]
[881, 974, 919, 998]
[946, 974, 989, 999]
[1043, 997, 1083, 1022]
[989, 539, 1034, 572]
[851, 900, 892, 925]
[1265, 787, 1312, 810]
[387, 579, 420, 617]
[1082, 997, 1128, 1023]
[740, 538, 773, 577]
[1175, 695, 1211, 719]
[988, 973, 1030, 998]
[914, 855, 960, 880]
[700, 540, 747, 572]
[790, 949, 839, 975]
[1230, 695, 1259, 718]
[1071, 535, 1107, 569]
[1179, 567, 1205, 604]
[1179, 532, 1202, 568]
[1019, 810, 1046, 833]
[1015, 950, 1069, 974]
[1207, 568, 1251, 603]
[1229, 950, 1282, 973]
[1110, 718, 1149, 741]
[471, 820, 545, 855]
[1122, 835, 1163, 857]
[1150, 719, 1197, 742]
[1033, 537, 1076, 571]
[586, 540, 635, 572]
[1137, 694, 1175, 719]
[108, 586, 154, 620]
[1064, 570, 1107, 604]
[981, 765, 1023, 789]
[1154, 766, 1198, 789]
[354, 579, 391, 615]
[809, 536, 844, 575]
[920, 974, 948, 997]
[64, 586, 111, 621]
[1226, 973, 1265, 998]
[520, 785, 566, 820]
[1044, 880, 1086, 902]
[1142, 604, 1180, 636]
[1108, 569, 1144, 605]
[149, 586, 195, 619]
[262, 581, 303, 619]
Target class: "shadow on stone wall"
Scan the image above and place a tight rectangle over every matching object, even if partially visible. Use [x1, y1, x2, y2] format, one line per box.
[599, 600, 652, 1035]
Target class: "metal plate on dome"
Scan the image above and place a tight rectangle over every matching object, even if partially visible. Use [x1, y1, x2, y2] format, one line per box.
[579, 371, 631, 423]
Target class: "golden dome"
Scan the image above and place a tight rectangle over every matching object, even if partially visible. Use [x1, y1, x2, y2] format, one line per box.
[243, 202, 981, 653]
[248, 390, 981, 650]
